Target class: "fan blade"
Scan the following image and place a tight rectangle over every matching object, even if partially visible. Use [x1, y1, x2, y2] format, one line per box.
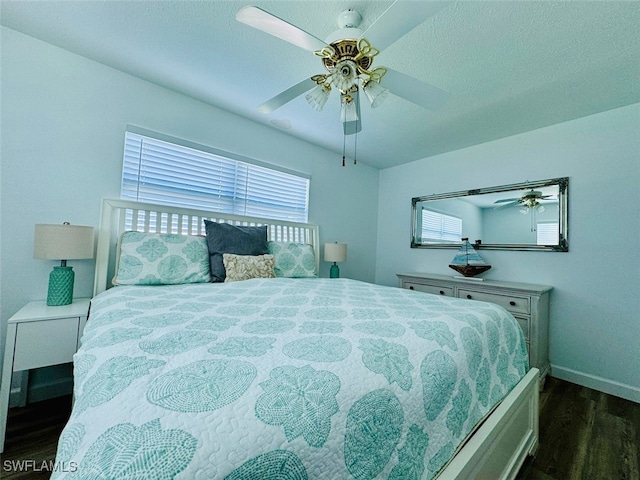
[236, 6, 328, 53]
[383, 68, 449, 110]
[494, 200, 519, 209]
[258, 77, 317, 113]
[360, 1, 450, 51]
[494, 198, 519, 204]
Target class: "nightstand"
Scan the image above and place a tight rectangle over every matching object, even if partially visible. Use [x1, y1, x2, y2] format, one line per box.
[0, 298, 90, 453]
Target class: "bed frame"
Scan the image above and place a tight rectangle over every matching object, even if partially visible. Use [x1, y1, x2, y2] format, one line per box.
[92, 198, 539, 479]
[94, 198, 320, 295]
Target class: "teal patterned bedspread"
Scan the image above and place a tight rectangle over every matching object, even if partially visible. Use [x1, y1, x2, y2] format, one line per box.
[52, 278, 528, 480]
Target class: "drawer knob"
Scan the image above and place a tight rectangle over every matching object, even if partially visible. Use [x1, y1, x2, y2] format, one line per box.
[409, 286, 414, 290]
[510, 301, 516, 306]
[466, 294, 472, 299]
[439, 290, 445, 295]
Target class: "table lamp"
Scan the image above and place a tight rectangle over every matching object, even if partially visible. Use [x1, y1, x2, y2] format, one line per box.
[324, 242, 347, 278]
[34, 223, 95, 306]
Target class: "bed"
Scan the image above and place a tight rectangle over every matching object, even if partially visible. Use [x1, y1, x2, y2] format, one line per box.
[52, 198, 539, 479]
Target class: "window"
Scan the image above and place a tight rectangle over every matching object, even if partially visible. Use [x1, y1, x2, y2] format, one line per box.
[537, 223, 559, 245]
[121, 128, 310, 223]
[421, 209, 462, 243]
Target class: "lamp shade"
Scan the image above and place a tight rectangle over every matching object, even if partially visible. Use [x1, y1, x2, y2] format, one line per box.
[363, 80, 389, 108]
[306, 83, 331, 112]
[324, 243, 347, 263]
[340, 96, 358, 124]
[34, 223, 94, 260]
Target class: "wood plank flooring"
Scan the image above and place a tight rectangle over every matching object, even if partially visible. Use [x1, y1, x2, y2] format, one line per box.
[1, 377, 638, 479]
[2, 395, 72, 479]
[516, 376, 640, 480]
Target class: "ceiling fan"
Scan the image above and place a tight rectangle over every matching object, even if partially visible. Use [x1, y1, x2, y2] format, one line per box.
[236, 1, 451, 137]
[494, 190, 554, 210]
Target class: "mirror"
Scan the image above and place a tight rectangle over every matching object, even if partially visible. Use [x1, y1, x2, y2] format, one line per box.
[411, 177, 568, 251]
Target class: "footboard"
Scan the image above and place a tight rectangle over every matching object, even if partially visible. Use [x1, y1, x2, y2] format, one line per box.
[438, 368, 539, 479]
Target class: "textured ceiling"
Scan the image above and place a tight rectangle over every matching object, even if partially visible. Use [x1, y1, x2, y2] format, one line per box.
[2, 1, 639, 169]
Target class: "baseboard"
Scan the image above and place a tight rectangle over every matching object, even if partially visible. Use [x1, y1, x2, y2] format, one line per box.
[551, 364, 640, 403]
[9, 376, 73, 406]
[8, 371, 28, 408]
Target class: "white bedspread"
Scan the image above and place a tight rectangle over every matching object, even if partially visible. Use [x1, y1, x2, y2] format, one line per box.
[52, 278, 528, 479]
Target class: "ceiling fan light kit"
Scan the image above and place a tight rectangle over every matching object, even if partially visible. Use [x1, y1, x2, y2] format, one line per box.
[305, 76, 331, 112]
[340, 93, 358, 123]
[362, 79, 389, 109]
[236, 2, 451, 164]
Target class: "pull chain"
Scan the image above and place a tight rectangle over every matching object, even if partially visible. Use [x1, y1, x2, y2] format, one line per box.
[342, 133, 346, 167]
[341, 130, 358, 166]
[353, 130, 357, 165]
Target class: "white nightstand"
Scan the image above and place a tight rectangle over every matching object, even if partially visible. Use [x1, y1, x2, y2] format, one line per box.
[0, 298, 90, 453]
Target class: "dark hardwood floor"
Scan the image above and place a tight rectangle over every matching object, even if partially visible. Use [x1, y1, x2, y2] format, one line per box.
[2, 377, 638, 479]
[2, 395, 72, 479]
[517, 376, 640, 480]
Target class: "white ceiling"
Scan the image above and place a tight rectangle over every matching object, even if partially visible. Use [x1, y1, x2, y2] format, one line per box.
[2, 1, 639, 169]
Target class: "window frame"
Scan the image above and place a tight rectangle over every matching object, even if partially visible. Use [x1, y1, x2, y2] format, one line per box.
[420, 208, 463, 244]
[121, 126, 310, 223]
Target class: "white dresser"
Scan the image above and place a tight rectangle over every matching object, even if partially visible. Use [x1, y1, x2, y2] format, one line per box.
[397, 273, 551, 385]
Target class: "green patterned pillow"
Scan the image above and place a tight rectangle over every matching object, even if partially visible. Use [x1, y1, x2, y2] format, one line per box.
[223, 254, 275, 282]
[267, 241, 317, 278]
[113, 232, 210, 285]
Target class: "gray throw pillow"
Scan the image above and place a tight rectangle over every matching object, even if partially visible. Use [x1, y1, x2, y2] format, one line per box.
[204, 220, 268, 282]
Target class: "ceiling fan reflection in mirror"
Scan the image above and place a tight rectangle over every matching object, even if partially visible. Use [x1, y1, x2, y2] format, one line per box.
[236, 1, 451, 164]
[493, 188, 556, 232]
[494, 190, 554, 212]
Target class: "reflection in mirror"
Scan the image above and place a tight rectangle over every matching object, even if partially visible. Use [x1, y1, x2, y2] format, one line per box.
[411, 177, 568, 251]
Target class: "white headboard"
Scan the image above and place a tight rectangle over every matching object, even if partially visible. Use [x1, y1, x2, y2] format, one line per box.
[94, 198, 320, 296]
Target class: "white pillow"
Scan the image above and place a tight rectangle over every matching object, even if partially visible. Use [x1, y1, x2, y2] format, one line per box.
[267, 242, 317, 278]
[113, 232, 210, 285]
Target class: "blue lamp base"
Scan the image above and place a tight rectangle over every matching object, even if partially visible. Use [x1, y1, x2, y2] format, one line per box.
[330, 263, 340, 278]
[47, 266, 74, 306]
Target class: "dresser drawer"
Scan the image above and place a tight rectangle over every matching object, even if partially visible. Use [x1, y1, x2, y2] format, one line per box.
[458, 289, 530, 315]
[513, 315, 530, 341]
[397, 273, 551, 386]
[13, 317, 80, 371]
[405, 282, 454, 297]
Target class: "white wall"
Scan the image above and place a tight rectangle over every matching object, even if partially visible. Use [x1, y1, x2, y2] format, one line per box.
[482, 202, 558, 244]
[376, 103, 640, 402]
[2, 25, 638, 405]
[0, 27, 379, 398]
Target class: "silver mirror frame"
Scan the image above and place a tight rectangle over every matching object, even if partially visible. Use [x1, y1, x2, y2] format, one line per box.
[411, 177, 568, 251]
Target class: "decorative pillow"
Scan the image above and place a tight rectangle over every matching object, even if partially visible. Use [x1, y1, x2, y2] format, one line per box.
[223, 254, 275, 282]
[204, 220, 269, 282]
[113, 232, 210, 285]
[267, 241, 317, 278]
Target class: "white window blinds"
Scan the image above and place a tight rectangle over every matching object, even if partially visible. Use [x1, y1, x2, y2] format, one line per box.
[421, 209, 462, 243]
[121, 130, 309, 223]
[537, 223, 559, 245]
